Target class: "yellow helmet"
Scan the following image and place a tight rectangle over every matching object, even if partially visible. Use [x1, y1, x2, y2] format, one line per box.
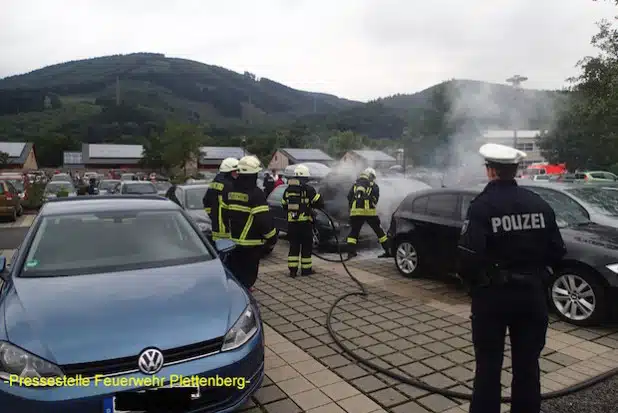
[294, 164, 310, 177]
[219, 157, 239, 173]
[238, 155, 262, 174]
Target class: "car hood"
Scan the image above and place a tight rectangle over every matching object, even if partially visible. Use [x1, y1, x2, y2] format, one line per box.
[561, 223, 618, 251]
[187, 209, 211, 223]
[3, 260, 248, 365]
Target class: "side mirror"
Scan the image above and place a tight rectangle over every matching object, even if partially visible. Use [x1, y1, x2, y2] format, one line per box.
[214, 239, 236, 254]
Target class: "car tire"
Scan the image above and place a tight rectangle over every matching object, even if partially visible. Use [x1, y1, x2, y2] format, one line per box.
[548, 267, 606, 326]
[394, 237, 421, 278]
[16, 204, 23, 216]
[312, 227, 321, 249]
[9, 207, 17, 222]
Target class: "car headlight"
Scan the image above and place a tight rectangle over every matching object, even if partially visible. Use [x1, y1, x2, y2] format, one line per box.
[0, 341, 64, 380]
[606, 263, 618, 273]
[221, 305, 258, 352]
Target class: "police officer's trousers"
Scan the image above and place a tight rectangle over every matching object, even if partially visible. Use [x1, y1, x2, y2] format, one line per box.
[469, 280, 548, 413]
[287, 221, 313, 276]
[346, 216, 389, 253]
[228, 246, 263, 289]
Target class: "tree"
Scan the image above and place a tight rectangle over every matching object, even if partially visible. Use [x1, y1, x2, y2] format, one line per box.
[0, 151, 8, 166]
[538, 9, 618, 170]
[160, 122, 211, 176]
[140, 133, 169, 172]
[326, 130, 366, 158]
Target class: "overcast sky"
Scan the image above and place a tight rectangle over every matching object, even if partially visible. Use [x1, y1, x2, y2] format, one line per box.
[1, 0, 616, 101]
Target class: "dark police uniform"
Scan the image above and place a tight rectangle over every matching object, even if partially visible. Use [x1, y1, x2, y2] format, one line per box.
[222, 174, 277, 289]
[346, 173, 390, 257]
[457, 144, 567, 413]
[281, 177, 324, 276]
[203, 172, 234, 240]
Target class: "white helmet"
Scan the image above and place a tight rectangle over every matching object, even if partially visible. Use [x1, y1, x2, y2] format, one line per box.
[294, 164, 310, 177]
[219, 157, 239, 173]
[238, 155, 262, 174]
[363, 167, 377, 179]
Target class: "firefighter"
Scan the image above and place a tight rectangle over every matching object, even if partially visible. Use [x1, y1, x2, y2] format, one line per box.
[223, 155, 278, 290]
[346, 167, 391, 259]
[281, 164, 324, 277]
[203, 157, 239, 241]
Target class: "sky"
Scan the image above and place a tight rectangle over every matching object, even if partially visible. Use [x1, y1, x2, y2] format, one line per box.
[1, 0, 617, 102]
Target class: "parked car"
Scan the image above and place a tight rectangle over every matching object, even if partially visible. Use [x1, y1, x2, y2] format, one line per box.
[388, 186, 618, 326]
[167, 184, 212, 236]
[0, 173, 26, 200]
[0, 196, 264, 412]
[120, 173, 136, 181]
[51, 173, 71, 182]
[0, 180, 23, 221]
[109, 181, 157, 195]
[44, 181, 77, 201]
[519, 182, 618, 229]
[97, 179, 120, 195]
[153, 180, 173, 196]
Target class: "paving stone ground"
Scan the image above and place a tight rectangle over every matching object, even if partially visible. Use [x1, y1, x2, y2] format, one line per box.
[2, 239, 618, 413]
[0, 214, 34, 228]
[241, 245, 618, 413]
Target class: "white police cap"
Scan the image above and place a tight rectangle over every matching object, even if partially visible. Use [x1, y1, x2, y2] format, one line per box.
[479, 143, 527, 165]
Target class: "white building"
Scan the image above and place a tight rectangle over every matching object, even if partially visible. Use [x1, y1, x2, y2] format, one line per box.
[482, 130, 546, 168]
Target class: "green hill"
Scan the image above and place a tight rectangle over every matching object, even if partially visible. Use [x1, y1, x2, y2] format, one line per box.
[0, 52, 359, 121]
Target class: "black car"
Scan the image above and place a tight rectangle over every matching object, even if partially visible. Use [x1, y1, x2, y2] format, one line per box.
[266, 184, 344, 250]
[388, 186, 618, 326]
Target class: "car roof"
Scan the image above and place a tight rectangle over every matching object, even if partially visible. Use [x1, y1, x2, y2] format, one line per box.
[40, 196, 178, 216]
[121, 180, 155, 184]
[178, 184, 210, 189]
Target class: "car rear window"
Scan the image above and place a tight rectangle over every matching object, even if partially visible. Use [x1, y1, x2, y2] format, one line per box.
[1, 178, 24, 192]
[426, 194, 458, 218]
[185, 187, 208, 210]
[45, 182, 75, 193]
[122, 183, 157, 194]
[20, 210, 212, 277]
[565, 187, 618, 216]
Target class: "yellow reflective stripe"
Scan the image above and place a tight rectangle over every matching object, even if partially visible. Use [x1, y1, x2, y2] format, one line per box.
[288, 256, 299, 261]
[231, 238, 264, 246]
[347, 237, 357, 244]
[228, 204, 251, 212]
[379, 235, 388, 243]
[281, 199, 287, 205]
[264, 228, 276, 239]
[251, 205, 269, 214]
[301, 263, 312, 269]
[288, 262, 299, 268]
[239, 214, 254, 241]
[205, 207, 211, 214]
[301, 257, 312, 263]
[311, 193, 321, 203]
[217, 195, 226, 234]
[209, 182, 224, 191]
[228, 192, 249, 202]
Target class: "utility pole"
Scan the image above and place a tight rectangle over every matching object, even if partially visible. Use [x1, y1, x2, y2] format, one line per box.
[505, 75, 527, 148]
[115, 76, 120, 106]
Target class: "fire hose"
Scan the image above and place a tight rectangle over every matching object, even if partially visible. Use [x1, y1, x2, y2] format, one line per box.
[310, 208, 618, 402]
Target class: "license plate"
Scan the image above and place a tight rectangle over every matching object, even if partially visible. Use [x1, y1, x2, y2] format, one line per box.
[105, 384, 200, 412]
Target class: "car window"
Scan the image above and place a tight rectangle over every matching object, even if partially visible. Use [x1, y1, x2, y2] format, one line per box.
[575, 173, 587, 179]
[20, 211, 213, 277]
[604, 173, 617, 180]
[268, 185, 287, 203]
[411, 196, 428, 213]
[174, 187, 184, 205]
[460, 195, 476, 219]
[590, 173, 606, 179]
[154, 181, 172, 191]
[99, 180, 119, 190]
[6, 182, 17, 194]
[185, 188, 208, 210]
[565, 187, 618, 216]
[45, 182, 75, 193]
[426, 194, 458, 218]
[526, 187, 589, 226]
[0, 183, 5, 194]
[3, 179, 24, 192]
[121, 183, 157, 194]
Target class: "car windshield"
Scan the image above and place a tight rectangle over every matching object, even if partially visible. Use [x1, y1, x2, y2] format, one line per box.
[45, 182, 74, 193]
[122, 183, 157, 194]
[524, 168, 541, 176]
[3, 179, 24, 192]
[99, 180, 120, 190]
[51, 174, 71, 181]
[565, 187, 618, 216]
[185, 188, 208, 209]
[155, 181, 172, 191]
[21, 211, 212, 276]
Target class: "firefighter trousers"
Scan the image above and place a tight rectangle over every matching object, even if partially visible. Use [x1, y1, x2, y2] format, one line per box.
[287, 221, 314, 276]
[228, 246, 263, 289]
[346, 216, 389, 253]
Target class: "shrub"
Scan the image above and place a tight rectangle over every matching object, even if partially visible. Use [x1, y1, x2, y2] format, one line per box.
[21, 182, 45, 210]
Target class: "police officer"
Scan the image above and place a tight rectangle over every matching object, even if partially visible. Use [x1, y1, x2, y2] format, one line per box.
[346, 167, 391, 259]
[457, 143, 567, 413]
[282, 164, 324, 277]
[223, 155, 278, 291]
[203, 157, 239, 241]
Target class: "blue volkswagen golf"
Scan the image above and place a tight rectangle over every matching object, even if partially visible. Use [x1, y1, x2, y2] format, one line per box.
[0, 196, 264, 412]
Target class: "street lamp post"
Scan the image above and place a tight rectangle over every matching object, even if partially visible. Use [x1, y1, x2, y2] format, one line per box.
[506, 75, 528, 148]
[241, 137, 247, 157]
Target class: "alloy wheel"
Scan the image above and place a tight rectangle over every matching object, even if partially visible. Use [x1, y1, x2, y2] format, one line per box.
[551, 274, 596, 321]
[396, 241, 418, 275]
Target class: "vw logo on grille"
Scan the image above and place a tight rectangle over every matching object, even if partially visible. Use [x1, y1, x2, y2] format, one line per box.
[137, 348, 164, 375]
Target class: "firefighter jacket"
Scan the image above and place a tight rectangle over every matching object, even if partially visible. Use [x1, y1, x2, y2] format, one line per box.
[281, 179, 324, 223]
[222, 175, 278, 247]
[347, 175, 379, 216]
[203, 172, 234, 239]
